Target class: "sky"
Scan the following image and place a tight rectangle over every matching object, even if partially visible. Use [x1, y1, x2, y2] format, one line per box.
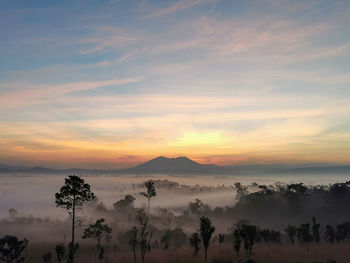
[0, 0, 349, 169]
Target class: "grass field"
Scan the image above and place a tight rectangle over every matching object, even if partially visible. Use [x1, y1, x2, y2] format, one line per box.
[24, 241, 348, 263]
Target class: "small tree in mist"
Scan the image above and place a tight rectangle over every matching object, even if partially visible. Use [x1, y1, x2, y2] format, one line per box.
[297, 223, 313, 243]
[128, 227, 138, 263]
[200, 216, 215, 263]
[140, 181, 156, 213]
[234, 182, 248, 201]
[240, 224, 257, 255]
[312, 217, 320, 243]
[0, 235, 28, 263]
[55, 175, 95, 263]
[55, 244, 66, 263]
[82, 218, 112, 260]
[136, 209, 152, 263]
[284, 225, 297, 245]
[325, 225, 335, 243]
[114, 195, 136, 211]
[233, 227, 241, 254]
[189, 233, 201, 256]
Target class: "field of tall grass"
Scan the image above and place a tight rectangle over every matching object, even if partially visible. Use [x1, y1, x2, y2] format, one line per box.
[24, 242, 347, 263]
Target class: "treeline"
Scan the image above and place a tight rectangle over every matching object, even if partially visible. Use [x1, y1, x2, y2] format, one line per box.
[2, 177, 350, 263]
[227, 181, 350, 226]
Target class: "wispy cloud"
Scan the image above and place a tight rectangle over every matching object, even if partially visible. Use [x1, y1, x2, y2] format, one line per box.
[0, 78, 140, 108]
[146, 0, 211, 18]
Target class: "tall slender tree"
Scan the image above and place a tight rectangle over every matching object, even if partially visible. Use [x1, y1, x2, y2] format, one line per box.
[55, 175, 95, 263]
[137, 209, 152, 263]
[140, 181, 157, 213]
[128, 227, 138, 263]
[200, 216, 215, 263]
[312, 217, 320, 243]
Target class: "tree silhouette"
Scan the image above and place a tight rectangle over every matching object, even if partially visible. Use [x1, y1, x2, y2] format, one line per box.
[234, 182, 248, 201]
[200, 216, 215, 263]
[325, 225, 335, 243]
[55, 175, 95, 263]
[128, 227, 138, 263]
[335, 222, 350, 241]
[312, 217, 320, 243]
[240, 224, 257, 255]
[82, 218, 112, 260]
[284, 225, 297, 245]
[218, 234, 225, 244]
[233, 227, 241, 254]
[55, 244, 66, 263]
[114, 195, 136, 211]
[140, 181, 156, 213]
[297, 223, 313, 243]
[189, 232, 201, 256]
[160, 228, 187, 249]
[0, 235, 28, 263]
[136, 209, 152, 263]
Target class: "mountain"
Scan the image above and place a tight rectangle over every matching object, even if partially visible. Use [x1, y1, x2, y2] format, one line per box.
[123, 156, 219, 174]
[0, 157, 350, 175]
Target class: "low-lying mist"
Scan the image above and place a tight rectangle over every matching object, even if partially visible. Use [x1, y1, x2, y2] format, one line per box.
[1, 172, 350, 263]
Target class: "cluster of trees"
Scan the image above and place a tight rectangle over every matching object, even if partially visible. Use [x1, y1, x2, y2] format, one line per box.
[284, 217, 320, 244]
[230, 181, 350, 226]
[324, 221, 350, 243]
[0, 176, 159, 263]
[54, 176, 158, 263]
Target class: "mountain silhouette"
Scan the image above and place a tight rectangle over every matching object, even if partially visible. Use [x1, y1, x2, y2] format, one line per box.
[124, 156, 219, 174]
[1, 157, 350, 175]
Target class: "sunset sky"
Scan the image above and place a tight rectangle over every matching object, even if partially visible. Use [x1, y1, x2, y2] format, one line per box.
[1, 0, 350, 168]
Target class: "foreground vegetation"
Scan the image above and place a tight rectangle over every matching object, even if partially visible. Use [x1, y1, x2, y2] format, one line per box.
[1, 176, 350, 262]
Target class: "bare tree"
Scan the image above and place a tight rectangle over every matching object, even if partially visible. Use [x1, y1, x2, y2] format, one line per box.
[128, 227, 138, 263]
[55, 175, 95, 263]
[140, 181, 156, 213]
[312, 217, 320, 243]
[136, 209, 152, 263]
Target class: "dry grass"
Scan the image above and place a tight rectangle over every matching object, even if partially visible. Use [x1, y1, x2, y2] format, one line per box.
[22, 241, 350, 263]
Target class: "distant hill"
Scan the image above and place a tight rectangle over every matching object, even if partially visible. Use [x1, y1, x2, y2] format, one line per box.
[123, 156, 219, 174]
[1, 157, 350, 175]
